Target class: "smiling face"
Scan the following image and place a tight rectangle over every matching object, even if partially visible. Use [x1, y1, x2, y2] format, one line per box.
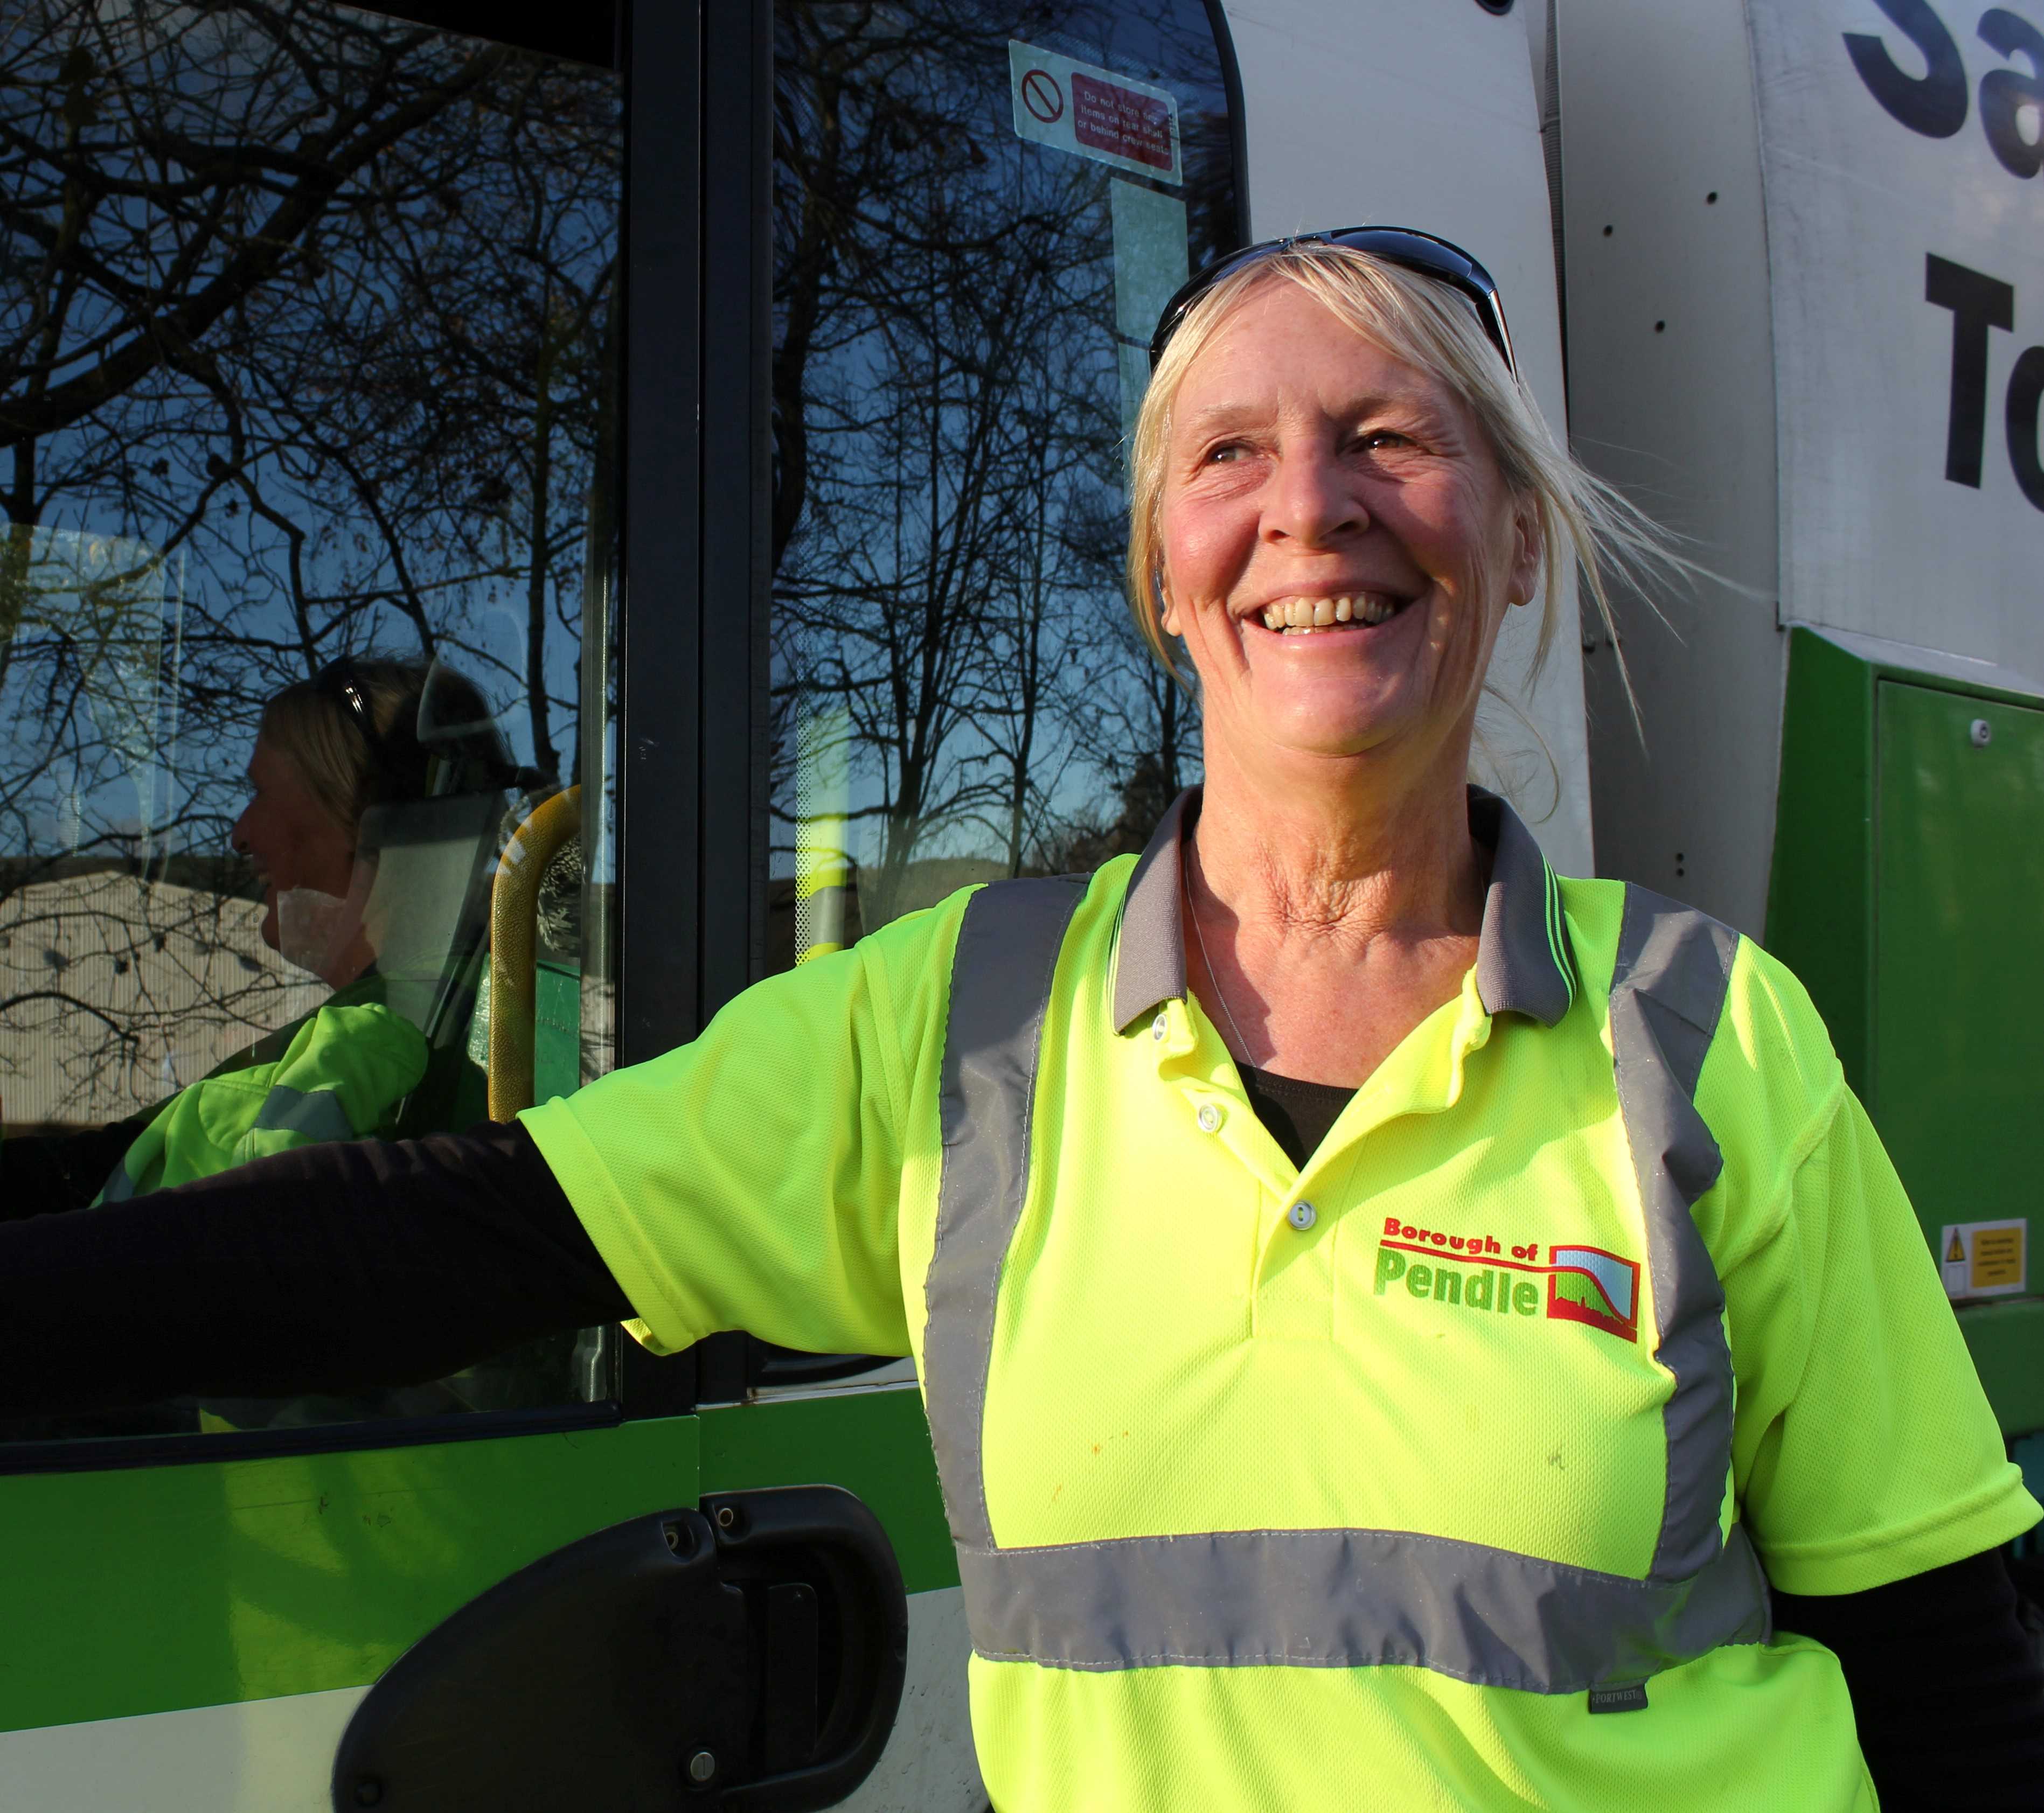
[1157, 279, 1539, 792]
[230, 733, 358, 953]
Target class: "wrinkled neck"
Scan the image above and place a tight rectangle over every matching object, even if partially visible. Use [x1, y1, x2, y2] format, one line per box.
[1191, 728, 1484, 949]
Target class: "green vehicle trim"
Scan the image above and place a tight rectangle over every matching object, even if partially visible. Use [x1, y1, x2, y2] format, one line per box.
[699, 1388, 959, 1595]
[0, 1416, 698, 1735]
[1767, 627, 1879, 1097]
[1768, 625, 2044, 1438]
[0, 1384, 957, 1737]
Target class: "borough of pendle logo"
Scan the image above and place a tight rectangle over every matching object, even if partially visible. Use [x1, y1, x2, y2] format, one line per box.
[1373, 1217, 1642, 1342]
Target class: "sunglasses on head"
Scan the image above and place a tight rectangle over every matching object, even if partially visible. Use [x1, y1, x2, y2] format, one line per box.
[315, 657, 374, 735]
[1148, 226, 1517, 380]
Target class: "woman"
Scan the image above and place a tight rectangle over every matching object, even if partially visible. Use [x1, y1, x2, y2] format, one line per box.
[4, 656, 513, 1210]
[4, 233, 2040, 1809]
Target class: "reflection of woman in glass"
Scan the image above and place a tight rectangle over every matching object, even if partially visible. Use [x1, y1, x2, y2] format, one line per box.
[4, 657, 516, 1213]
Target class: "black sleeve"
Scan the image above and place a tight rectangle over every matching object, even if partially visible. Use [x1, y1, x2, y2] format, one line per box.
[1774, 1547, 2044, 1810]
[3, 1117, 151, 1218]
[0, 1120, 633, 1413]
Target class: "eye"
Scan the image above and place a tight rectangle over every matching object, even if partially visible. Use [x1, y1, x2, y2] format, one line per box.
[1356, 428, 1412, 452]
[1202, 439, 1250, 464]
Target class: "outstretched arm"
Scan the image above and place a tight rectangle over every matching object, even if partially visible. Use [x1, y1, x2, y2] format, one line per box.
[0, 1120, 629, 1413]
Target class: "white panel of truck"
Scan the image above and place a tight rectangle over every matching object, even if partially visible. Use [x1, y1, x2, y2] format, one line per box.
[1750, 0, 2044, 668]
[1561, 0, 2044, 929]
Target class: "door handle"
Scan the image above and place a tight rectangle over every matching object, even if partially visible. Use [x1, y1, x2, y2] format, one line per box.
[331, 1484, 909, 1812]
[487, 783, 581, 1121]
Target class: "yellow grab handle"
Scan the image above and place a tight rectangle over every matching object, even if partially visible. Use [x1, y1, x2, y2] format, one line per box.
[488, 785, 582, 1121]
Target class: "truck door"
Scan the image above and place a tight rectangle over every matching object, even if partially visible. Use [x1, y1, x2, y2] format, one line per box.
[0, 0, 1247, 1806]
[0, 4, 696, 1802]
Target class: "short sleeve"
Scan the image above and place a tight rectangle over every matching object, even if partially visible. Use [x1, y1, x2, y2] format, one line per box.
[1722, 1081, 2039, 1594]
[519, 896, 965, 1361]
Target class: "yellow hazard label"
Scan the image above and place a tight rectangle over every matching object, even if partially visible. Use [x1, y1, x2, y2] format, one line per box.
[1940, 1219, 2028, 1298]
[1972, 1225, 2025, 1291]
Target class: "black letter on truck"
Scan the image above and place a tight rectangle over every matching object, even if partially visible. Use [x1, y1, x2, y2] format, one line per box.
[1978, 9, 2044, 177]
[2005, 346, 2044, 508]
[1845, 0, 1969, 136]
[1927, 254, 2014, 486]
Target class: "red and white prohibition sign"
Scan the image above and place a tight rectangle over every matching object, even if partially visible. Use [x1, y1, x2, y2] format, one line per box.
[1019, 67, 1063, 124]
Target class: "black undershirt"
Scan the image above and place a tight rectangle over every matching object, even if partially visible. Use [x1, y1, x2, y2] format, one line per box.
[1237, 1062, 1356, 1171]
[1, 1124, 2040, 1804]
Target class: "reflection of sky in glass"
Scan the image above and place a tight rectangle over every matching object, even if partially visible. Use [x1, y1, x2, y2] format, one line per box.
[769, 0, 1237, 937]
[3, 529, 185, 854]
[0, 1, 621, 868]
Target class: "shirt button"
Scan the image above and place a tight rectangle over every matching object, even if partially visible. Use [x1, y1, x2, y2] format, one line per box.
[1288, 1201, 1318, 1232]
[1152, 1012, 1169, 1042]
[1197, 1103, 1222, 1133]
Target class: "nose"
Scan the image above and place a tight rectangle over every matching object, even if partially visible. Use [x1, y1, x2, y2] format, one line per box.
[1264, 437, 1368, 548]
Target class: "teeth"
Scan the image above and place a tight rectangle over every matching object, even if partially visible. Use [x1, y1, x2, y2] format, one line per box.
[1256, 595, 1406, 632]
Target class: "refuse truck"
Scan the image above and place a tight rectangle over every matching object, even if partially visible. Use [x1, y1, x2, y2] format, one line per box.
[1, 1, 2036, 1805]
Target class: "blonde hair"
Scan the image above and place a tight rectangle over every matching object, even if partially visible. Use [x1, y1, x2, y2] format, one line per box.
[1125, 243, 1678, 708]
[261, 658, 509, 834]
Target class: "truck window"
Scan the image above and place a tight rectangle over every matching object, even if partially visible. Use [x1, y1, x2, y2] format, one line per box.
[0, 0, 622, 1442]
[768, 0, 1242, 972]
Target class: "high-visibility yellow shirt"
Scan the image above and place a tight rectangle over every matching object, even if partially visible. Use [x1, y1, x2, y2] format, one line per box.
[524, 791, 2036, 1811]
[98, 976, 427, 1205]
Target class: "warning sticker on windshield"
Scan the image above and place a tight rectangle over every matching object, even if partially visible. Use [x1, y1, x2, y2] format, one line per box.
[1009, 41, 1180, 185]
[1939, 1218, 2028, 1299]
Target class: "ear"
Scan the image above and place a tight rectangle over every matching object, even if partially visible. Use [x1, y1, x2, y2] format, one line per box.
[1505, 498, 1542, 609]
[1156, 572, 1181, 638]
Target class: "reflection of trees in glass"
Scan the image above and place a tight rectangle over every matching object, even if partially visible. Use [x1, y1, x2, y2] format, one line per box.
[769, 0, 1235, 938]
[0, 0, 619, 1119]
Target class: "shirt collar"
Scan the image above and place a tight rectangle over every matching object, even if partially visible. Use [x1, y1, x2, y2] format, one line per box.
[1109, 784, 1577, 1033]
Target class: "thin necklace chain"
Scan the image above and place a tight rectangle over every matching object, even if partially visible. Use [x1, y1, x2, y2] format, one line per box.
[1184, 846, 1254, 1061]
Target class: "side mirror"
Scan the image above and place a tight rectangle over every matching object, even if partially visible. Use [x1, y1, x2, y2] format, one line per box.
[331, 1485, 909, 1812]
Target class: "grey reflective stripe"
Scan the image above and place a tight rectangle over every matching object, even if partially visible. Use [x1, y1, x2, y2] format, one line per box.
[926, 876, 1088, 1554]
[926, 873, 1769, 1688]
[1609, 887, 1742, 1584]
[99, 1160, 137, 1204]
[253, 1083, 356, 1144]
[958, 1521, 1769, 1686]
